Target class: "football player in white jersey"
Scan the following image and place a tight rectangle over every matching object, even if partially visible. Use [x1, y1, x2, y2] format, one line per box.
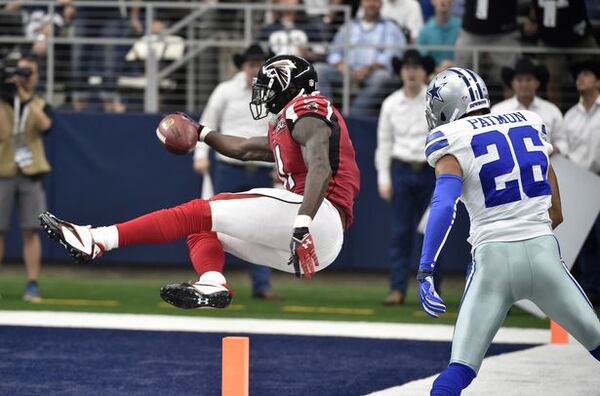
[417, 67, 600, 395]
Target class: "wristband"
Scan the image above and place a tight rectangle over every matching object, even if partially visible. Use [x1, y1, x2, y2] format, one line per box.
[293, 215, 312, 229]
[198, 126, 213, 142]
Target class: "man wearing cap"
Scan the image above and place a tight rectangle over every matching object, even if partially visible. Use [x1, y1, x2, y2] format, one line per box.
[492, 57, 565, 153]
[375, 49, 436, 305]
[562, 59, 600, 307]
[193, 44, 281, 301]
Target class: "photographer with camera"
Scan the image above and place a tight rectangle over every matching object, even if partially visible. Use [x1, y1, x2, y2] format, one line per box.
[0, 54, 53, 302]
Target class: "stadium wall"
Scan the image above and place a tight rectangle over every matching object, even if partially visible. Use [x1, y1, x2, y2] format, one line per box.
[4, 113, 471, 272]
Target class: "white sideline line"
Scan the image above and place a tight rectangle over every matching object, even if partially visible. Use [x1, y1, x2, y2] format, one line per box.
[0, 310, 549, 344]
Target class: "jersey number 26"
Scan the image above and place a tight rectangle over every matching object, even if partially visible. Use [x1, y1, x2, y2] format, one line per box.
[471, 125, 551, 208]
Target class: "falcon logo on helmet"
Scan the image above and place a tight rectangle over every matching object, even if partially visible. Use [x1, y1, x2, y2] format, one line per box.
[250, 54, 319, 120]
[263, 59, 297, 91]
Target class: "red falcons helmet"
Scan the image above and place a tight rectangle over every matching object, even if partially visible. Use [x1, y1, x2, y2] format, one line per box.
[250, 55, 319, 120]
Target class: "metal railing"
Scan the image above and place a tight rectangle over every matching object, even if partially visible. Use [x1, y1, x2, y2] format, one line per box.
[0, 1, 352, 112]
[1, 1, 599, 114]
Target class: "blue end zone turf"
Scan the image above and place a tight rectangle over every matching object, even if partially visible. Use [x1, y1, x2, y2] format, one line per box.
[0, 326, 536, 395]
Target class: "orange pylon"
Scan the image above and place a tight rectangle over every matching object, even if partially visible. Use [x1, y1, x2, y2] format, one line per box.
[222, 337, 250, 396]
[551, 320, 569, 344]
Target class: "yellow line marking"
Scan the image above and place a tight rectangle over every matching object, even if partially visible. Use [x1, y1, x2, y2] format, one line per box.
[32, 298, 119, 307]
[283, 305, 374, 315]
[157, 302, 245, 310]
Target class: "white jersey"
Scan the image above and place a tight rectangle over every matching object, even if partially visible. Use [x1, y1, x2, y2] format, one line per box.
[425, 110, 554, 249]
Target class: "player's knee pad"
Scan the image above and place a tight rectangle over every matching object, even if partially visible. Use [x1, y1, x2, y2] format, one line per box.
[431, 362, 476, 396]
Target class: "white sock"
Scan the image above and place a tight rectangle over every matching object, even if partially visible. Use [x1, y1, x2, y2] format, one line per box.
[199, 271, 227, 285]
[90, 226, 119, 251]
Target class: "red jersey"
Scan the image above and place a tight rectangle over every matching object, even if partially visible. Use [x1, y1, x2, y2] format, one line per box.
[267, 93, 360, 228]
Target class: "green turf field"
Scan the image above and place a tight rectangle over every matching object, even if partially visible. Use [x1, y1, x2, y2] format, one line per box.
[0, 263, 561, 329]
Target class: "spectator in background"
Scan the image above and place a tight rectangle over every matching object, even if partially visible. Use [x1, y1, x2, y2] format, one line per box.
[562, 59, 600, 307]
[0, 54, 53, 302]
[492, 57, 565, 153]
[122, 17, 186, 112]
[303, 0, 330, 23]
[193, 44, 282, 301]
[23, 1, 75, 57]
[416, 0, 461, 72]
[259, 0, 327, 62]
[526, 0, 598, 108]
[20, 0, 76, 102]
[454, 0, 519, 83]
[71, 0, 143, 113]
[375, 50, 435, 305]
[420, 0, 463, 20]
[357, 0, 424, 43]
[316, 0, 406, 116]
[1, 0, 75, 82]
[323, 0, 361, 42]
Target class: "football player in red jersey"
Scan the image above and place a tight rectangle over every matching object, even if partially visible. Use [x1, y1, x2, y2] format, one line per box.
[39, 55, 360, 309]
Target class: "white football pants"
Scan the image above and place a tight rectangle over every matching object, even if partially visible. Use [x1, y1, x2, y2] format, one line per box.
[452, 235, 600, 373]
[208, 188, 344, 274]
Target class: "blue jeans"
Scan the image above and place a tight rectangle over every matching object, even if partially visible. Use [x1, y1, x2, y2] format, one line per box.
[578, 214, 600, 302]
[314, 62, 399, 117]
[212, 161, 274, 294]
[388, 160, 436, 294]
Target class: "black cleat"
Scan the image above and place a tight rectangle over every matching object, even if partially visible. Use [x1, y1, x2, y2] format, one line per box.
[160, 282, 232, 309]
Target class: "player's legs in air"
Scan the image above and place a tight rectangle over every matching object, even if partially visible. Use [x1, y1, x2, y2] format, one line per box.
[40, 188, 343, 309]
[430, 235, 600, 395]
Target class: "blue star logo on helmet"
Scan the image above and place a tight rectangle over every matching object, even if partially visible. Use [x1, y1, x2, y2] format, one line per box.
[427, 81, 445, 103]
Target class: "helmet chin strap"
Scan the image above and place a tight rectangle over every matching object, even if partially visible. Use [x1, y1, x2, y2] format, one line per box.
[449, 108, 460, 123]
[294, 88, 306, 99]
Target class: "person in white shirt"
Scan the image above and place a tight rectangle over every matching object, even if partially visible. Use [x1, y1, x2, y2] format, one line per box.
[375, 49, 435, 305]
[193, 44, 281, 301]
[492, 57, 565, 153]
[562, 59, 600, 306]
[358, 0, 424, 43]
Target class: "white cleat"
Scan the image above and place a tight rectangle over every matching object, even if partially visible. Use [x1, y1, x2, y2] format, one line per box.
[39, 211, 105, 263]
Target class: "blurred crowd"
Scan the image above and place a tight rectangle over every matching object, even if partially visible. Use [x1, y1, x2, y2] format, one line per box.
[0, 0, 598, 113]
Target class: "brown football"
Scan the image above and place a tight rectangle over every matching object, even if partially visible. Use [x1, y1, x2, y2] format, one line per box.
[156, 113, 198, 155]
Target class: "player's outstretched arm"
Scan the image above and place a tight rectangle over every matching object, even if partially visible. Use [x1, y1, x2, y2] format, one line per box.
[418, 154, 463, 318]
[287, 116, 332, 279]
[198, 123, 275, 163]
[547, 164, 563, 229]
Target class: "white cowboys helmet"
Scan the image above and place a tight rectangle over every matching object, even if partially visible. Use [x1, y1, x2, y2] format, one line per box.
[425, 67, 490, 130]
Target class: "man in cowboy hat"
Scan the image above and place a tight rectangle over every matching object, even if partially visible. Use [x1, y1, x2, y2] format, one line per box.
[563, 58, 600, 307]
[492, 56, 565, 153]
[193, 43, 282, 301]
[375, 49, 437, 305]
